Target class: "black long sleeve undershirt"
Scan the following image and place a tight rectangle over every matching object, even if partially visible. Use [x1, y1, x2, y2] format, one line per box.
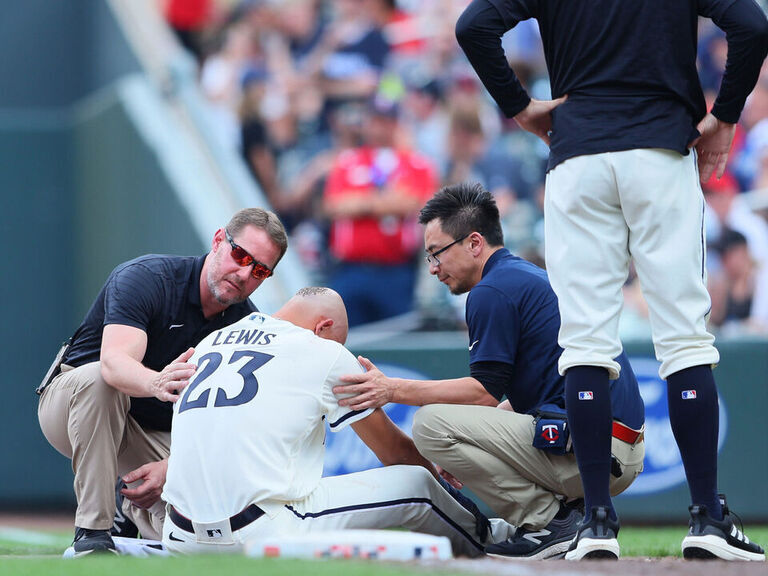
[470, 360, 515, 402]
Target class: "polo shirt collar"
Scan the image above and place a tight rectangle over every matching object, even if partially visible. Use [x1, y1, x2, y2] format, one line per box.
[482, 247, 510, 278]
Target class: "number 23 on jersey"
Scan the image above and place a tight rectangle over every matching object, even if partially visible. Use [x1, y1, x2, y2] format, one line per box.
[178, 350, 274, 414]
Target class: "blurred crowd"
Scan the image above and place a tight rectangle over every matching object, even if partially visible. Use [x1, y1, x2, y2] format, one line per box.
[160, 0, 768, 335]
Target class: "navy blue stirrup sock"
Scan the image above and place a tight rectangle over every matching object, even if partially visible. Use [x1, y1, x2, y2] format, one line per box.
[666, 365, 722, 520]
[565, 366, 614, 522]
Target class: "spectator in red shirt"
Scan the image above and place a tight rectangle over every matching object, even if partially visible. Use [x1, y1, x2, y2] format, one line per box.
[323, 94, 437, 326]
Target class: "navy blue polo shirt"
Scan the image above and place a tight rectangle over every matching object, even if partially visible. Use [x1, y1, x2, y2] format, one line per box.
[64, 254, 257, 431]
[457, 0, 768, 170]
[467, 249, 643, 428]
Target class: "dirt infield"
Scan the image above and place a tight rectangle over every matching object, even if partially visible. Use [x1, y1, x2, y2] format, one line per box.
[453, 557, 767, 576]
[0, 512, 74, 532]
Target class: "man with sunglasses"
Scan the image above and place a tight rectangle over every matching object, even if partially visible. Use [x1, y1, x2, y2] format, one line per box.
[335, 183, 645, 559]
[37, 208, 287, 556]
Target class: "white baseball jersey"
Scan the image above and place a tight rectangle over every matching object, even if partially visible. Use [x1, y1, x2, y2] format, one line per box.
[162, 312, 372, 523]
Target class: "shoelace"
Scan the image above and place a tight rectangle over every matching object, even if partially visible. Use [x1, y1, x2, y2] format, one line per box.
[718, 495, 752, 545]
[726, 509, 750, 543]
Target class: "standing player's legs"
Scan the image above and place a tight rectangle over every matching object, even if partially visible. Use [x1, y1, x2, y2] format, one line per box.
[545, 153, 631, 559]
[617, 149, 720, 513]
[617, 150, 762, 560]
[544, 154, 629, 379]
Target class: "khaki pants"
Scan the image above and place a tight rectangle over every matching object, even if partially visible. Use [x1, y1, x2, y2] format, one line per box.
[38, 362, 170, 538]
[412, 404, 644, 530]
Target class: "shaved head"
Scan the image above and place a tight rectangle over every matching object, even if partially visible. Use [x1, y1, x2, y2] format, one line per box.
[274, 287, 349, 344]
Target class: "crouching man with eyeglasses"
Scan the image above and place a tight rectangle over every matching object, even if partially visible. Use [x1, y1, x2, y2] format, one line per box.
[335, 184, 646, 560]
[37, 208, 287, 556]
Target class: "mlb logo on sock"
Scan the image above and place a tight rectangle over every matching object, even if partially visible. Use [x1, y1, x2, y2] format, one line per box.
[578, 391, 593, 400]
[681, 390, 697, 400]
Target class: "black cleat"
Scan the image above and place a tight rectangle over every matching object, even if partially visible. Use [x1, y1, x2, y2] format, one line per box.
[486, 505, 582, 560]
[564, 506, 620, 560]
[682, 496, 765, 562]
[73, 527, 117, 557]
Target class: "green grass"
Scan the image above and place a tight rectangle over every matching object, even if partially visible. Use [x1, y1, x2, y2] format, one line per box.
[0, 529, 71, 556]
[0, 556, 463, 576]
[621, 525, 768, 557]
[0, 526, 766, 575]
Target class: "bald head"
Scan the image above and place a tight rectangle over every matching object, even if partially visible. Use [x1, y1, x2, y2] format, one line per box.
[273, 287, 349, 344]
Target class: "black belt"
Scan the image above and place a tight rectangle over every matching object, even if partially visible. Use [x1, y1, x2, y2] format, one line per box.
[169, 504, 265, 533]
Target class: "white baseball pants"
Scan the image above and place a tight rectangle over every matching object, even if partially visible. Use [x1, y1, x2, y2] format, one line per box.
[162, 465, 513, 556]
[544, 149, 719, 379]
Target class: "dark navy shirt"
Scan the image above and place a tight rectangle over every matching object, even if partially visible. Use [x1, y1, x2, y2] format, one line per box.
[65, 254, 257, 431]
[467, 249, 643, 428]
[456, 0, 768, 170]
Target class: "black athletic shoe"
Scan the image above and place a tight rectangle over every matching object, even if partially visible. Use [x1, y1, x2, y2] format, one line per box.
[486, 506, 582, 560]
[682, 497, 765, 562]
[111, 478, 139, 539]
[564, 506, 620, 560]
[73, 527, 117, 557]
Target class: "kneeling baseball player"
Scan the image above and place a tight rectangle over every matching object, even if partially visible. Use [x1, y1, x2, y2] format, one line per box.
[160, 287, 512, 555]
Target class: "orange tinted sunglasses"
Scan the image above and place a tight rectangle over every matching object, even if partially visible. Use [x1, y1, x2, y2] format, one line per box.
[225, 229, 273, 279]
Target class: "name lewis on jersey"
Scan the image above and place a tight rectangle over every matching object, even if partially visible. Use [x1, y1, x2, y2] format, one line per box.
[210, 328, 276, 347]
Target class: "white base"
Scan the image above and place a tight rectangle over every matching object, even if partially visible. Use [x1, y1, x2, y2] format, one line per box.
[245, 529, 453, 561]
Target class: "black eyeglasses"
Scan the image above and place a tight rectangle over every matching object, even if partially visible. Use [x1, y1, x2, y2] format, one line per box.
[225, 229, 273, 279]
[425, 233, 469, 266]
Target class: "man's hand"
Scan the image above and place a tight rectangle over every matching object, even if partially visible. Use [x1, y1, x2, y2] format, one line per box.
[689, 113, 736, 183]
[514, 96, 568, 146]
[149, 348, 196, 402]
[121, 459, 168, 509]
[436, 465, 463, 490]
[333, 356, 395, 410]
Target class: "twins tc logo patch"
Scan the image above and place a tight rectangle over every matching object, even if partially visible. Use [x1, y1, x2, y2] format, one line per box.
[541, 424, 560, 444]
[578, 391, 594, 400]
[682, 390, 697, 400]
[207, 529, 223, 538]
